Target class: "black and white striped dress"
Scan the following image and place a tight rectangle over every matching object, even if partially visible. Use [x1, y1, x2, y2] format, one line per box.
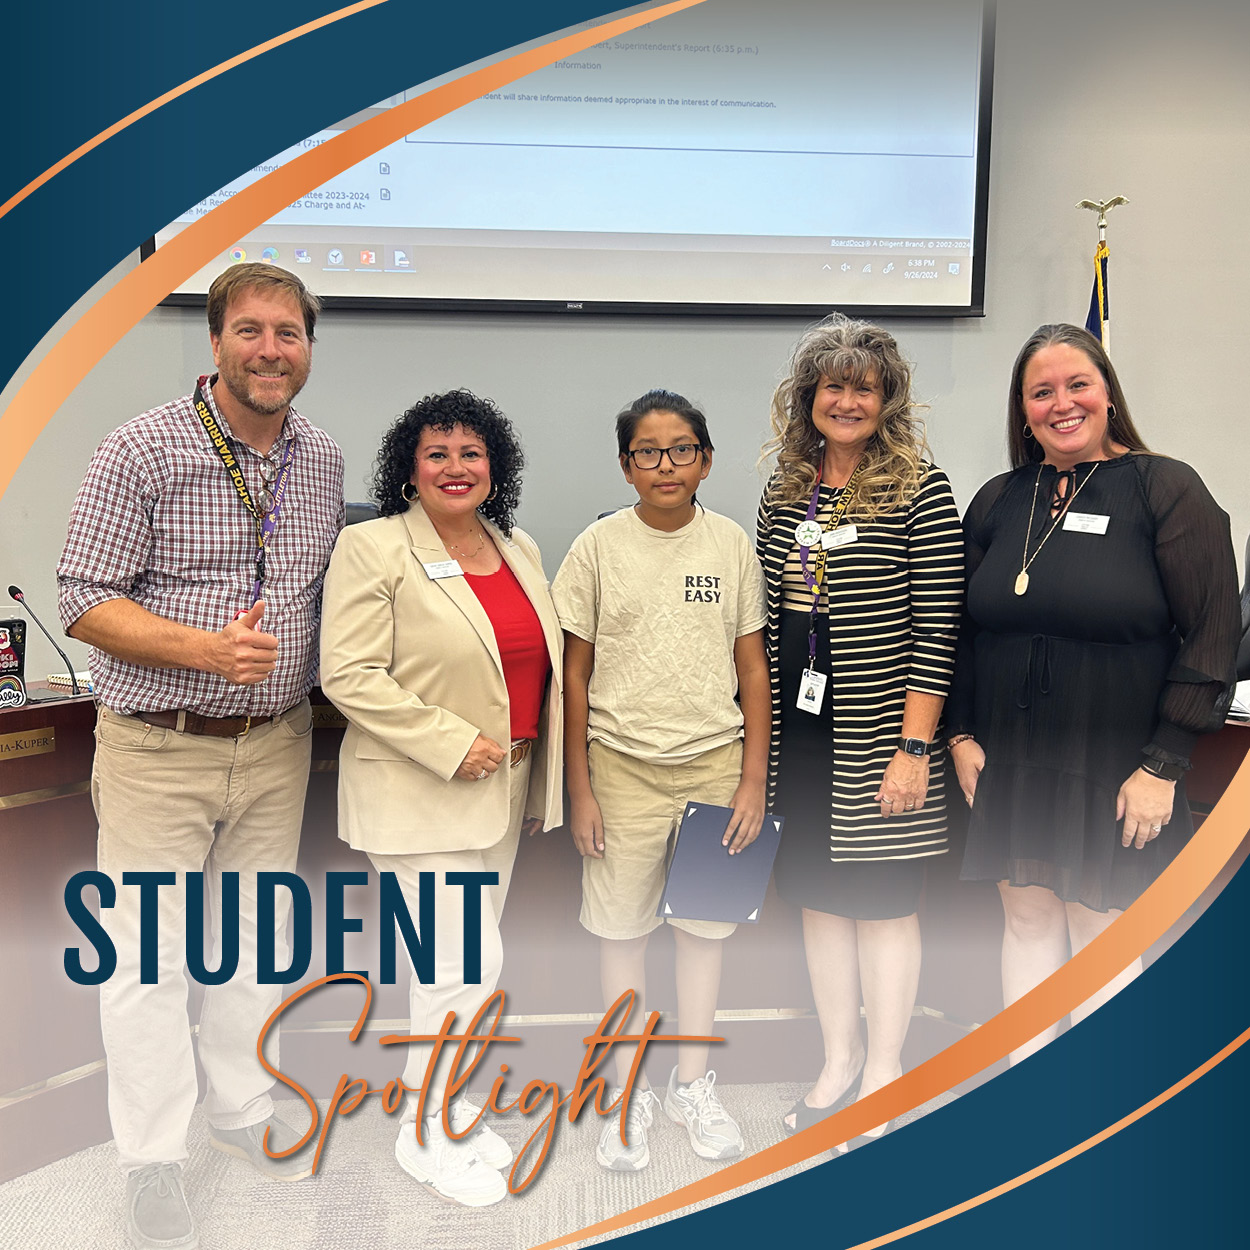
[756, 464, 963, 918]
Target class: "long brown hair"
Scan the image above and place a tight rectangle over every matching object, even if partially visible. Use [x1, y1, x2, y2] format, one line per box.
[1007, 324, 1149, 468]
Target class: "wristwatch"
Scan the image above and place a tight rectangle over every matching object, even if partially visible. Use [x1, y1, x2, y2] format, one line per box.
[1140, 756, 1185, 782]
[898, 737, 932, 757]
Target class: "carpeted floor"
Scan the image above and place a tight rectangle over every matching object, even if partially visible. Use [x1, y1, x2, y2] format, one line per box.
[0, 1083, 955, 1249]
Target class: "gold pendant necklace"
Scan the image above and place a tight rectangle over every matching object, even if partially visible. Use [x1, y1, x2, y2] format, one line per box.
[1015, 463, 1099, 596]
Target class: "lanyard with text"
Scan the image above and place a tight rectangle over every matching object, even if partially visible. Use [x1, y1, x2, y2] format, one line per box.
[793, 457, 865, 714]
[193, 377, 296, 606]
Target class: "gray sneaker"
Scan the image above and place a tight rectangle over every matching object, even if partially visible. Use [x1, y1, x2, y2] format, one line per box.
[595, 1087, 658, 1172]
[125, 1163, 198, 1250]
[208, 1115, 313, 1181]
[663, 1067, 744, 1160]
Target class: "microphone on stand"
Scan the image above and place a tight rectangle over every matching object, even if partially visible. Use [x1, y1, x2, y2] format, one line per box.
[8, 585, 81, 696]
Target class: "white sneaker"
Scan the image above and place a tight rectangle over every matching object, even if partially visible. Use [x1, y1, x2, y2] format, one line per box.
[394, 1117, 507, 1207]
[663, 1067, 744, 1160]
[595, 1087, 658, 1172]
[449, 1096, 513, 1170]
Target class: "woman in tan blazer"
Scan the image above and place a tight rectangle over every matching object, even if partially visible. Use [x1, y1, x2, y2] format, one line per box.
[320, 390, 562, 1208]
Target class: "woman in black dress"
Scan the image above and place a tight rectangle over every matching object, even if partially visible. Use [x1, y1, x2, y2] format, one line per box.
[758, 315, 963, 1143]
[947, 324, 1238, 1063]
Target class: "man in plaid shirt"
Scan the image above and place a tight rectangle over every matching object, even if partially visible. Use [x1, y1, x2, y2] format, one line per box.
[57, 262, 344, 1250]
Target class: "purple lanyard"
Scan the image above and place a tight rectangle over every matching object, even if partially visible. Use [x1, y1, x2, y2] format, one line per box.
[249, 440, 296, 603]
[797, 470, 824, 588]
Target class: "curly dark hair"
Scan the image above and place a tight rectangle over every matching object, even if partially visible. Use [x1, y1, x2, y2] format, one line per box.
[370, 389, 524, 534]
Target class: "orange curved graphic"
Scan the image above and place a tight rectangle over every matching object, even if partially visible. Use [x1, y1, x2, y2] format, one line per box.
[527, 750, 1250, 1249]
[844, 1020, 1250, 1249]
[0, 0, 707, 500]
[0, 0, 389, 225]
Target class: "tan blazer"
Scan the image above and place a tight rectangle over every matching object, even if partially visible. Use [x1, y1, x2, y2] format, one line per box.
[319, 504, 563, 854]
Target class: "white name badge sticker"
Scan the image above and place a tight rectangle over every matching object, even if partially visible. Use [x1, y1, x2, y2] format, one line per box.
[1062, 512, 1110, 535]
[822, 525, 858, 550]
[423, 559, 464, 580]
[796, 668, 827, 715]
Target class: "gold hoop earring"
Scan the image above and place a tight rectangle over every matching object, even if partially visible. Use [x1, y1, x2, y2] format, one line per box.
[1022, 424, 1034, 440]
[486, 484, 499, 502]
[401, 482, 418, 502]
[1106, 402, 1117, 426]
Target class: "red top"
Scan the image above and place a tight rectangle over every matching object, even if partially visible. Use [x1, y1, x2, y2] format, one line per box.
[465, 560, 550, 740]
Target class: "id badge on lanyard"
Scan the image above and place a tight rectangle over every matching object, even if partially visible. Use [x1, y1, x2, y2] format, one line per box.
[793, 459, 863, 714]
[797, 667, 827, 715]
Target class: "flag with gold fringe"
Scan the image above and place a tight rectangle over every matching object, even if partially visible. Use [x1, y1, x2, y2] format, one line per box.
[1084, 238, 1109, 351]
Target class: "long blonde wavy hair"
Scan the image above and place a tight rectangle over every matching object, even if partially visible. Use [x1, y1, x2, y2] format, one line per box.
[762, 313, 930, 519]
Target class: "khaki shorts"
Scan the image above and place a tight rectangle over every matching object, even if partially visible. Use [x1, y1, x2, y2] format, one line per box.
[581, 738, 743, 941]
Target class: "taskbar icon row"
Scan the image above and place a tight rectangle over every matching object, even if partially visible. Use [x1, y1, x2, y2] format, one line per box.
[226, 245, 415, 272]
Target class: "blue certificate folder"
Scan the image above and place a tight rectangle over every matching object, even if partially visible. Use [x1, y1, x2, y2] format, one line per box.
[657, 802, 785, 924]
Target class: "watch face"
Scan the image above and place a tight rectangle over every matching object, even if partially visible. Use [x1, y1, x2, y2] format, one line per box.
[901, 738, 927, 756]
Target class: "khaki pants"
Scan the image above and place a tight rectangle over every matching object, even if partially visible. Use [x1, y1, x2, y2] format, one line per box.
[92, 700, 313, 1171]
[368, 753, 530, 1117]
[581, 739, 742, 941]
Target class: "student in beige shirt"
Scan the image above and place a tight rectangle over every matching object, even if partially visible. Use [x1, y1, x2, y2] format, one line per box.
[552, 389, 768, 1173]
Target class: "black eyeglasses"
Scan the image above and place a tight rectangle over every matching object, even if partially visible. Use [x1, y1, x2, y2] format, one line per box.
[625, 443, 703, 470]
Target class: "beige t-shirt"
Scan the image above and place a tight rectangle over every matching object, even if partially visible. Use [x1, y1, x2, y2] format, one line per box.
[552, 506, 767, 764]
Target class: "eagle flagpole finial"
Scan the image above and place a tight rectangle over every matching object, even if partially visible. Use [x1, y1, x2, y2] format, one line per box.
[1076, 196, 1129, 231]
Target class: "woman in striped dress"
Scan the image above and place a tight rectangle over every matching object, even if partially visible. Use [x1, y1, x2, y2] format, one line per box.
[758, 315, 963, 1145]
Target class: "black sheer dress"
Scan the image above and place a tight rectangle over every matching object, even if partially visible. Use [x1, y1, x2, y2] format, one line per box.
[947, 454, 1238, 912]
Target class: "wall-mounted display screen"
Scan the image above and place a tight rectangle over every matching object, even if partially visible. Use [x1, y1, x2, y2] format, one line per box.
[145, 0, 994, 317]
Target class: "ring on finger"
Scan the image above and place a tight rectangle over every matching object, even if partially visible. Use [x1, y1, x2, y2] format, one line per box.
[1151, 824, 1162, 832]
[477, 768, 488, 780]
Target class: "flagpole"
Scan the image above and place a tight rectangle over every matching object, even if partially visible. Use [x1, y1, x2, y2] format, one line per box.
[1076, 196, 1127, 355]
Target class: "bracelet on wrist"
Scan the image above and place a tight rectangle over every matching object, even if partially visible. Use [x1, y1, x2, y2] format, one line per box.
[946, 733, 976, 748]
[1140, 756, 1185, 782]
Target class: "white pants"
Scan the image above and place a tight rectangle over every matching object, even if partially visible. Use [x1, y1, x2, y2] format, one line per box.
[92, 700, 313, 1171]
[368, 754, 529, 1118]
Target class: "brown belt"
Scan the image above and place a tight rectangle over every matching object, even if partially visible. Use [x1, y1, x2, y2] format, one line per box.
[510, 738, 534, 768]
[133, 709, 280, 738]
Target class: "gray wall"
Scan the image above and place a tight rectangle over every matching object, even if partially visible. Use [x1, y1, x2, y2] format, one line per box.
[3, 0, 1248, 677]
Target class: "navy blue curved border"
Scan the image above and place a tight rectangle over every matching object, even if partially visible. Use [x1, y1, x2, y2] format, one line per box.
[0, 0, 620, 392]
[607, 849, 1250, 1248]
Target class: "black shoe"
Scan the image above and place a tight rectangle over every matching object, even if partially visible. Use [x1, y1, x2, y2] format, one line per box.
[783, 1067, 864, 1136]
